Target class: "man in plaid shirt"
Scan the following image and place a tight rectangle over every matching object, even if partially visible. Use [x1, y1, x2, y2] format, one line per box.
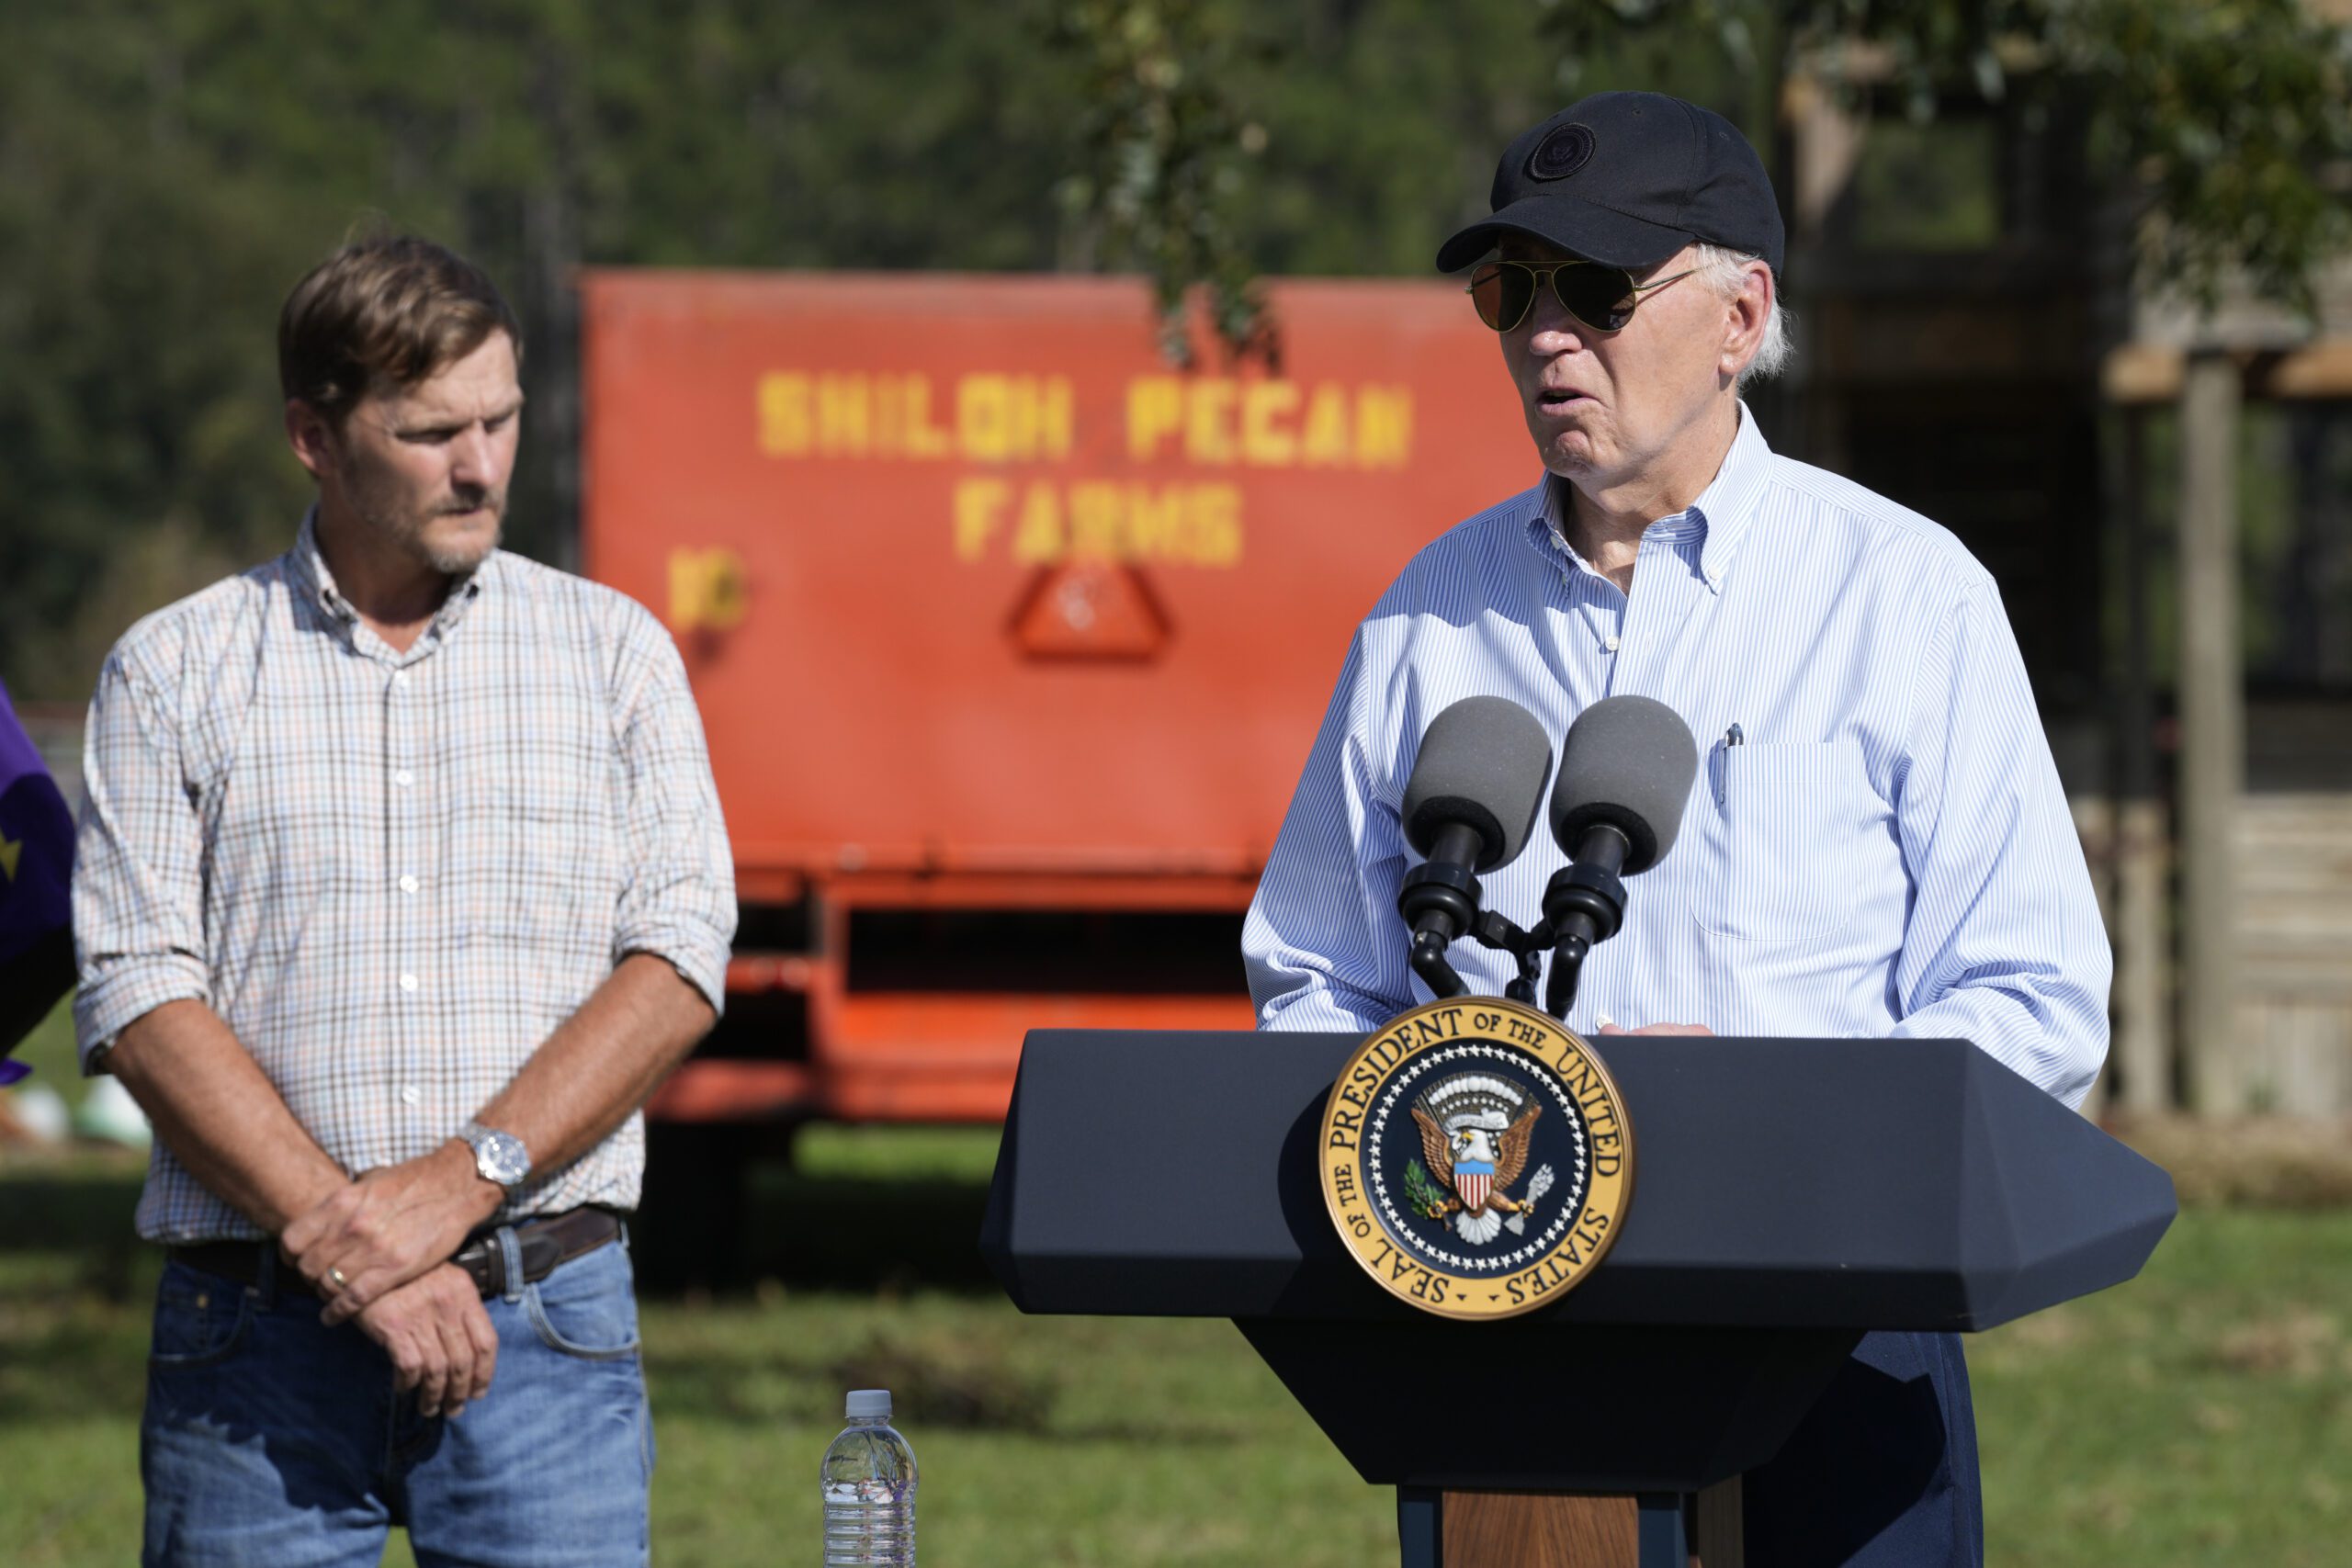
[73, 234, 735, 1566]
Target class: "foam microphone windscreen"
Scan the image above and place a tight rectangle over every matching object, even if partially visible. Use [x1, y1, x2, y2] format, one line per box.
[1400, 696, 1555, 873]
[1548, 695, 1701, 874]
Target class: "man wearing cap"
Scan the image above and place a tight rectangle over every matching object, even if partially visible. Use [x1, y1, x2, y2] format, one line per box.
[1244, 91, 2109, 1565]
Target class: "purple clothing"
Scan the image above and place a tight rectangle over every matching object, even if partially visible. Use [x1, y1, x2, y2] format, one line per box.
[0, 679, 72, 955]
[1, 677, 75, 1068]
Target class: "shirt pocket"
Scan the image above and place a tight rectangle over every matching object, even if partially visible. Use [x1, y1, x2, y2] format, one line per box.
[1694, 739, 1884, 943]
[463, 766, 595, 947]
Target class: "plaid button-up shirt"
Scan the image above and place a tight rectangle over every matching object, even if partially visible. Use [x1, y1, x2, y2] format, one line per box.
[73, 516, 736, 1243]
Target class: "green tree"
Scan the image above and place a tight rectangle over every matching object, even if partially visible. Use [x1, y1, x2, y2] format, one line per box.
[1232, 1, 1745, 279]
[0, 1, 1088, 699]
[1543, 1, 2352, 314]
[6, 1, 2342, 704]
[1050, 0, 2351, 333]
[1047, 0, 1272, 362]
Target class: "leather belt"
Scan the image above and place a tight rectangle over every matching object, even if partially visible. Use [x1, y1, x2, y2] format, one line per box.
[170, 1207, 623, 1301]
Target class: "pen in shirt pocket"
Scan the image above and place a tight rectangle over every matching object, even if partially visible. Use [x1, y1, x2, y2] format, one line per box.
[1713, 722, 1743, 807]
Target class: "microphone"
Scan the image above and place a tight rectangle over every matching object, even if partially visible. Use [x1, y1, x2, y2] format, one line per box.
[1396, 696, 1554, 998]
[1541, 695, 1700, 1017]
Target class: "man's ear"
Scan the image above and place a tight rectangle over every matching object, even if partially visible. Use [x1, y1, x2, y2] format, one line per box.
[285, 400, 336, 481]
[1718, 262, 1772, 382]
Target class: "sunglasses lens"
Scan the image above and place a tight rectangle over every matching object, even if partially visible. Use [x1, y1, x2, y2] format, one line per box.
[1553, 266, 1637, 332]
[1469, 264, 1532, 332]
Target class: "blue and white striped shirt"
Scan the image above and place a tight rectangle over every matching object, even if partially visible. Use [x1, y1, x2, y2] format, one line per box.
[1243, 407, 2109, 1109]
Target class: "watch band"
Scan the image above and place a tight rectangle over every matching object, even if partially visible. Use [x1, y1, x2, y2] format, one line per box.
[460, 1121, 531, 1190]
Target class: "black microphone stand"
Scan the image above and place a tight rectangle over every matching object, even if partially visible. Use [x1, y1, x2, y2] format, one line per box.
[1399, 828, 1634, 1021]
[1542, 825, 1630, 1019]
[1396, 824, 1484, 999]
[1469, 909, 1550, 1008]
[1397, 836, 1554, 1007]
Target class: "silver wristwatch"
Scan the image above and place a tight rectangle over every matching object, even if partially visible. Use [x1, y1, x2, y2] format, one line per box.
[459, 1121, 531, 1191]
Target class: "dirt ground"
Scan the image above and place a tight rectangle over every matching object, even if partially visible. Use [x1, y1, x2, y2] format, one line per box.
[2107, 1114, 2352, 1207]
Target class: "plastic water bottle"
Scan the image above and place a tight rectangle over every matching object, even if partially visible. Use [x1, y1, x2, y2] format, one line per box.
[821, 1388, 918, 1565]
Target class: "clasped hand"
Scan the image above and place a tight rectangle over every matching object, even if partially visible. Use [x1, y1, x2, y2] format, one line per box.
[280, 1141, 505, 1415]
[356, 1262, 500, 1419]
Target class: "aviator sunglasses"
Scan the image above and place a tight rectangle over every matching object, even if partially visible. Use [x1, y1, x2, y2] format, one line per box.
[1466, 258, 1698, 334]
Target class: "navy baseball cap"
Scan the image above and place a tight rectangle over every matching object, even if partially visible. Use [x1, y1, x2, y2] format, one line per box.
[1436, 91, 1784, 277]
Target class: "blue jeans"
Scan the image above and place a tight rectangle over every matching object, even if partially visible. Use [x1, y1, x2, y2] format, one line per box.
[141, 1232, 652, 1568]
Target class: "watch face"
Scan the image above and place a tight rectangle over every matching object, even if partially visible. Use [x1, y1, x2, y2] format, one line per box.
[476, 1130, 529, 1187]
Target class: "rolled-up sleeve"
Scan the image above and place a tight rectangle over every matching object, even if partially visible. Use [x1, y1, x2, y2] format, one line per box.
[1886, 581, 2112, 1109]
[606, 609, 736, 1014]
[73, 648, 211, 1066]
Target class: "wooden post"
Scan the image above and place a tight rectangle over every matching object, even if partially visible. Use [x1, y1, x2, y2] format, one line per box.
[2071, 795, 2120, 1111]
[2112, 406, 2172, 1111]
[1693, 1477, 1745, 1567]
[1443, 1494, 1634, 1564]
[2113, 796, 2172, 1111]
[2177, 353, 2243, 1112]
[1436, 1480, 1743, 1565]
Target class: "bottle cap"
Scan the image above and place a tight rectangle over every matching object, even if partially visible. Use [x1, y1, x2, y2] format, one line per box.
[845, 1389, 892, 1419]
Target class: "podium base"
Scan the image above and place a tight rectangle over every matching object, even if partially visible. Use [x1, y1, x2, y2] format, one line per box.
[1398, 1480, 1742, 1568]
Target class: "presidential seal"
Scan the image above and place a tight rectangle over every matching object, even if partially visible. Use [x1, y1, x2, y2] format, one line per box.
[1319, 998, 1633, 1320]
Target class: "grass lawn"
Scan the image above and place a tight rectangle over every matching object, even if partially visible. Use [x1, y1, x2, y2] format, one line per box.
[4, 1021, 2348, 1566]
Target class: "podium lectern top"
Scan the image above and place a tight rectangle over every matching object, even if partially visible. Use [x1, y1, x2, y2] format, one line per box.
[980, 1029, 2174, 1333]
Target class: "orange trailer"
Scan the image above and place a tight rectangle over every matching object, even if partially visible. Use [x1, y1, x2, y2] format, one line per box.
[577, 271, 1532, 1139]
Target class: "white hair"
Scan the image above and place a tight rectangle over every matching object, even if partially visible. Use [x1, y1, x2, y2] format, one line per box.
[1691, 243, 1792, 387]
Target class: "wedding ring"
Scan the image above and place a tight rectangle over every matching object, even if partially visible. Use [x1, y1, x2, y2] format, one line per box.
[327, 1266, 349, 1292]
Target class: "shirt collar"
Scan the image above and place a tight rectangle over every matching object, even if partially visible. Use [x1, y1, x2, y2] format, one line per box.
[1686, 400, 1771, 592]
[288, 507, 356, 627]
[286, 505, 492, 645]
[1525, 400, 1773, 595]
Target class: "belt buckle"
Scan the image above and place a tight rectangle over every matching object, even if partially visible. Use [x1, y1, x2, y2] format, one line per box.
[450, 1235, 503, 1297]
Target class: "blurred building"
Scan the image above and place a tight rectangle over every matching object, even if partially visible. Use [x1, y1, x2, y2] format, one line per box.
[1769, 69, 2352, 1116]
[2105, 258, 2352, 1118]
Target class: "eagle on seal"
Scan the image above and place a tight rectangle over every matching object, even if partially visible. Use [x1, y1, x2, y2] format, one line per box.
[1410, 1073, 1544, 1245]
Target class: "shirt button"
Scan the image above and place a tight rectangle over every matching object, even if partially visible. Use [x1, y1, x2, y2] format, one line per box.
[398, 874, 419, 894]
[1604, 635, 1622, 652]
[392, 671, 410, 689]
[392, 769, 413, 787]
[398, 1084, 421, 1106]
[398, 973, 419, 993]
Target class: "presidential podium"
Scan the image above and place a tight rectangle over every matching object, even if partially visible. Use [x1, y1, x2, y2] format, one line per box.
[978, 1028, 2175, 1567]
